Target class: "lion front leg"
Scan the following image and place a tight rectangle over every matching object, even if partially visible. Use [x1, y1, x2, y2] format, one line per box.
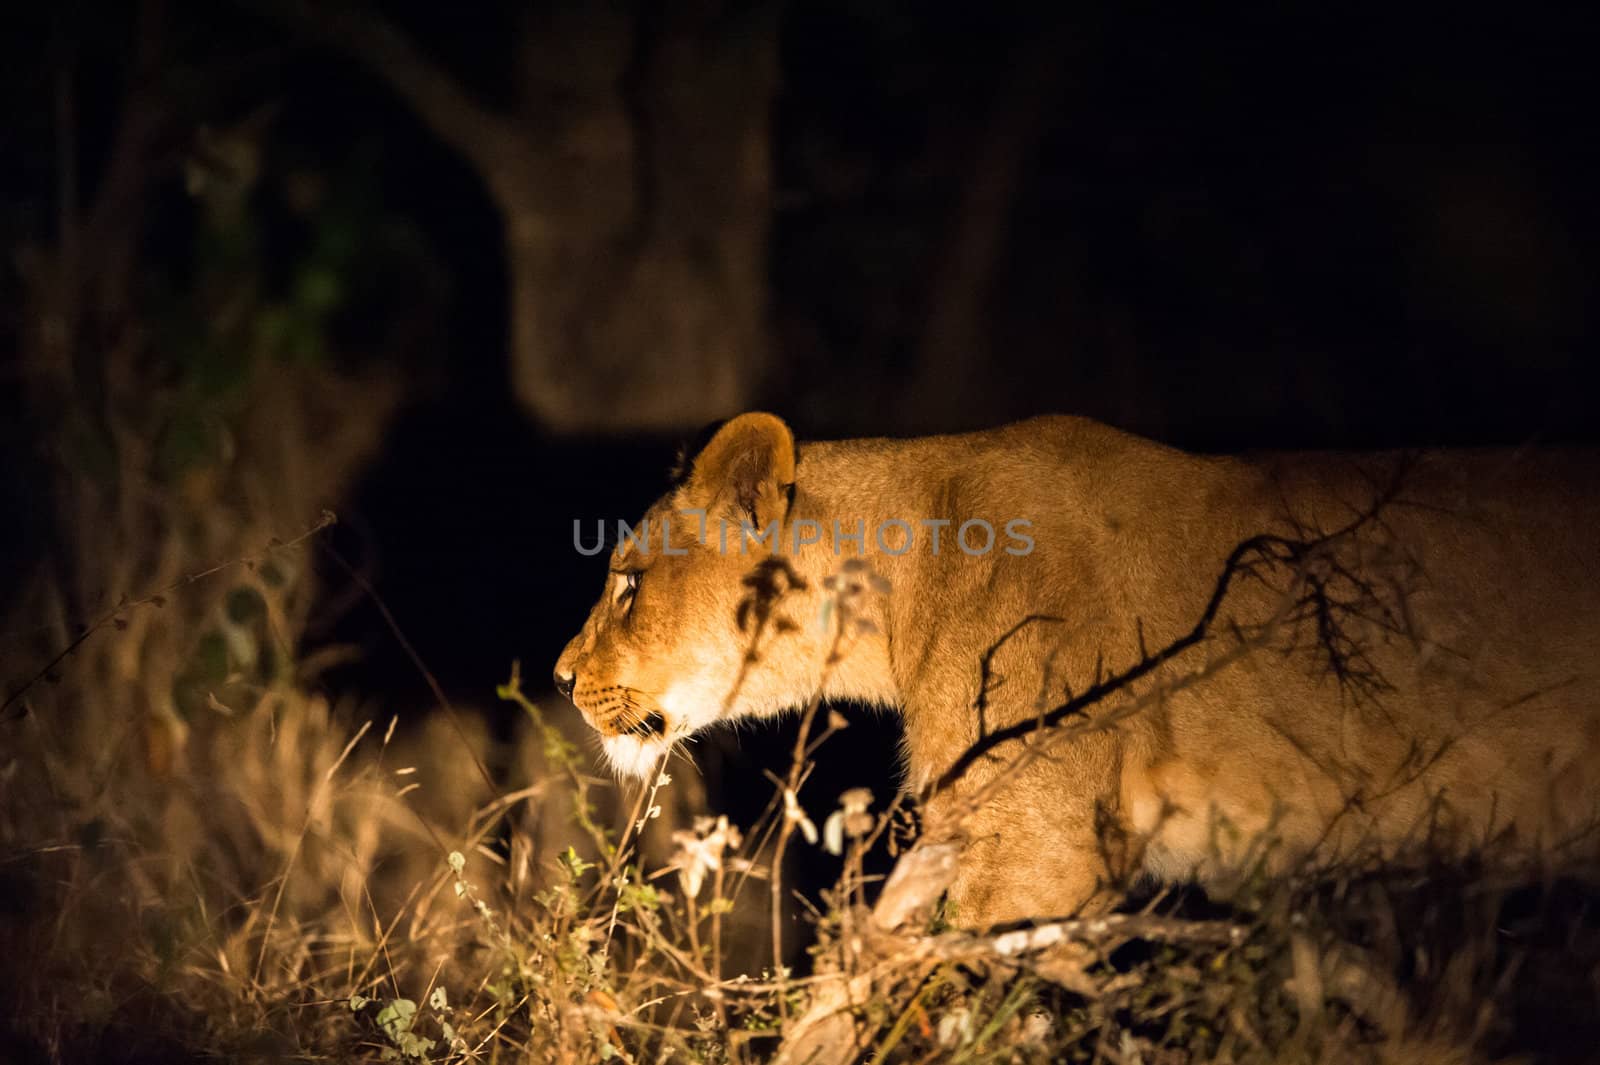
[902, 641, 1137, 925]
[944, 800, 1118, 928]
[937, 790, 1125, 998]
[931, 731, 1132, 929]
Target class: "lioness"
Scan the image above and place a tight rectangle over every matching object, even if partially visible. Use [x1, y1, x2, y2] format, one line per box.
[555, 413, 1600, 926]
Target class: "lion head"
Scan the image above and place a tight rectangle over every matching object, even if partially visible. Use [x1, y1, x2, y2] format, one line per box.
[553, 413, 839, 779]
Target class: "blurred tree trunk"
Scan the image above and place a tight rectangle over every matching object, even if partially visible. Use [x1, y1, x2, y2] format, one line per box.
[270, 1, 777, 433]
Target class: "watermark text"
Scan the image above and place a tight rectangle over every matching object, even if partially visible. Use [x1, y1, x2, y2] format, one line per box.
[573, 514, 1034, 557]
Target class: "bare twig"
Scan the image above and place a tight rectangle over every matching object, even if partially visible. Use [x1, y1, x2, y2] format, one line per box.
[935, 473, 1406, 794]
[774, 910, 1248, 1065]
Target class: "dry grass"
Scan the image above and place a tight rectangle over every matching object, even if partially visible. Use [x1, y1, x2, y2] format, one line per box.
[5, 576, 1598, 1064]
[3, 370, 1597, 1064]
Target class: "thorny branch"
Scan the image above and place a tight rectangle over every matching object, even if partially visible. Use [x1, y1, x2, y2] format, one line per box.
[935, 468, 1414, 794]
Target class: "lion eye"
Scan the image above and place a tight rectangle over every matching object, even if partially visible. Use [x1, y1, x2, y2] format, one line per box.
[613, 570, 641, 610]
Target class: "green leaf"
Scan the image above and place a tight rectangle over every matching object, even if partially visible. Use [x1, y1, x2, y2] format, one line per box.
[562, 846, 594, 881]
[376, 998, 417, 1041]
[397, 1031, 435, 1059]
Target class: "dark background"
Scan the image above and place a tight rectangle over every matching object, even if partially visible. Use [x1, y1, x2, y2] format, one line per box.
[305, 2, 1596, 660]
[7, 0, 1597, 909]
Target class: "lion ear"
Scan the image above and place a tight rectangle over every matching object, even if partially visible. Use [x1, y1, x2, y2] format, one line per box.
[685, 412, 795, 528]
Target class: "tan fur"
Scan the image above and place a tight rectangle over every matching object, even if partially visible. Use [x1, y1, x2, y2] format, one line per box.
[556, 413, 1600, 927]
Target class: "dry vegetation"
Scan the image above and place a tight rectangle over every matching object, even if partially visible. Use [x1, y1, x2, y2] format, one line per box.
[5, 393, 1600, 1065]
[6, 205, 1598, 1059]
[10, 9, 1598, 1060]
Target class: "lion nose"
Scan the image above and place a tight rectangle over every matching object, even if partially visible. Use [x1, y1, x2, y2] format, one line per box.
[554, 669, 576, 700]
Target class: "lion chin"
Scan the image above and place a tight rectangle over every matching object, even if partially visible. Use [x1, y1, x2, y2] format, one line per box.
[600, 733, 670, 782]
